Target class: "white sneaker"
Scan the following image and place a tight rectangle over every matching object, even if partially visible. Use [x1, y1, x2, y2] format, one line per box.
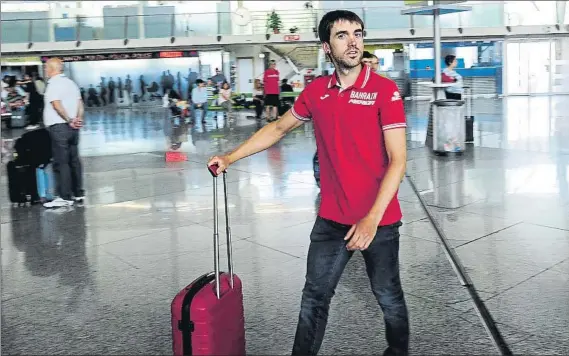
[73, 195, 85, 203]
[25, 125, 40, 130]
[43, 197, 74, 208]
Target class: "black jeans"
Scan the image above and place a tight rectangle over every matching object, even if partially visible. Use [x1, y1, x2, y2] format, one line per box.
[48, 123, 84, 200]
[253, 96, 264, 118]
[292, 216, 409, 356]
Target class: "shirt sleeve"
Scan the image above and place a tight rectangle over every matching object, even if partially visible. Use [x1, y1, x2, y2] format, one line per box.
[378, 80, 406, 131]
[44, 81, 58, 103]
[291, 88, 312, 122]
[74, 83, 82, 100]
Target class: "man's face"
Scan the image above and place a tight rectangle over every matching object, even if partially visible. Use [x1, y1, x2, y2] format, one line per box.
[371, 57, 379, 71]
[324, 20, 364, 69]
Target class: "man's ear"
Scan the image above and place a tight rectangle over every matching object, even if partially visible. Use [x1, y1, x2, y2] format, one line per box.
[322, 42, 331, 54]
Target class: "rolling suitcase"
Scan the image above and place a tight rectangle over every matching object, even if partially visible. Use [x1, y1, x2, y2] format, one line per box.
[171, 164, 246, 356]
[9, 107, 27, 129]
[7, 159, 39, 205]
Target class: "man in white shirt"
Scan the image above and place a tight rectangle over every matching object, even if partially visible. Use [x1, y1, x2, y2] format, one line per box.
[42, 58, 85, 208]
[191, 79, 209, 123]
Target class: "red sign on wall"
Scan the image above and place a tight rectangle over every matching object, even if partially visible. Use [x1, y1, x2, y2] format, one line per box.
[159, 51, 184, 58]
[284, 34, 300, 41]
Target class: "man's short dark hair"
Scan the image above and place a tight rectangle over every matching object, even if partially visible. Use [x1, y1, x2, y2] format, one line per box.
[445, 54, 456, 66]
[195, 79, 204, 85]
[362, 51, 373, 59]
[318, 10, 364, 44]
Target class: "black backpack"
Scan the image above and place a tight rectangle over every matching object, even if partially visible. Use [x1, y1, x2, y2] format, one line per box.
[14, 128, 52, 167]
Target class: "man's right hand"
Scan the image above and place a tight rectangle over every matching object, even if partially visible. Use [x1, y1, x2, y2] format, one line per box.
[207, 154, 231, 176]
[69, 117, 83, 129]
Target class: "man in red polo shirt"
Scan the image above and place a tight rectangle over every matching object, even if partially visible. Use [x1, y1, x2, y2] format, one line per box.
[208, 9, 409, 356]
[263, 59, 280, 122]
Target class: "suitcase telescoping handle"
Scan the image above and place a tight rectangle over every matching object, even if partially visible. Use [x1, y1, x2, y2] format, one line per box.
[208, 163, 235, 299]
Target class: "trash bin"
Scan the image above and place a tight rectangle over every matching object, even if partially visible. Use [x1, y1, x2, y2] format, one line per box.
[432, 99, 465, 155]
[464, 86, 474, 143]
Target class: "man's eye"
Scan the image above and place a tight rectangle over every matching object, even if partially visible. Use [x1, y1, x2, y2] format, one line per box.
[337, 34, 345, 39]
[355, 32, 363, 38]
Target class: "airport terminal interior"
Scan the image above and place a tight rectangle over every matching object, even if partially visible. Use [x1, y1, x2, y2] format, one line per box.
[1, 1, 569, 355]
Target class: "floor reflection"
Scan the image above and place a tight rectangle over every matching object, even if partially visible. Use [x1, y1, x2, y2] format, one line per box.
[1, 96, 568, 355]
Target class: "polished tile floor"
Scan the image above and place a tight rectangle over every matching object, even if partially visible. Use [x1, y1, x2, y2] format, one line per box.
[1, 96, 568, 355]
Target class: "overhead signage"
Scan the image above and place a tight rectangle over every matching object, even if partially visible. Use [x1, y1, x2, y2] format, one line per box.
[41, 50, 199, 63]
[284, 34, 300, 42]
[404, 0, 465, 5]
[159, 51, 184, 58]
[1, 56, 42, 65]
[415, 41, 494, 49]
[365, 44, 404, 51]
[404, 0, 429, 5]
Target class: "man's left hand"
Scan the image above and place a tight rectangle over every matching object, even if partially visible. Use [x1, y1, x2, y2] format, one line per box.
[344, 215, 380, 251]
[69, 117, 83, 129]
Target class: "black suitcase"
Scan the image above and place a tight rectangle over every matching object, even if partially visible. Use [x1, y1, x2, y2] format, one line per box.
[7, 160, 39, 205]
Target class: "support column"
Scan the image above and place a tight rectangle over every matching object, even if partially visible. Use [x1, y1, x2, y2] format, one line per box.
[433, 5, 441, 85]
[138, 1, 145, 39]
[556, 1, 566, 25]
[433, 1, 443, 99]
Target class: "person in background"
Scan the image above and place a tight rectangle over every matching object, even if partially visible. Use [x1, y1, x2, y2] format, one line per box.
[5, 86, 27, 109]
[362, 51, 380, 73]
[218, 81, 233, 116]
[19, 73, 43, 130]
[371, 54, 380, 72]
[252, 79, 264, 120]
[280, 79, 293, 92]
[279, 78, 295, 115]
[262, 59, 280, 122]
[211, 68, 227, 90]
[442, 54, 463, 100]
[191, 79, 209, 123]
[1, 80, 8, 100]
[42, 58, 85, 208]
[361, 51, 374, 67]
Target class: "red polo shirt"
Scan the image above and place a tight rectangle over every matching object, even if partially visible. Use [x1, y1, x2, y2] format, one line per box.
[291, 64, 406, 226]
[263, 68, 280, 95]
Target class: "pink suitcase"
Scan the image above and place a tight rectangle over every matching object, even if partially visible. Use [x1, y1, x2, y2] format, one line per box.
[171, 165, 246, 355]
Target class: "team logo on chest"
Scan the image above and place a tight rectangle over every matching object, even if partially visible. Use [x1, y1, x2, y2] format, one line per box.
[348, 91, 378, 106]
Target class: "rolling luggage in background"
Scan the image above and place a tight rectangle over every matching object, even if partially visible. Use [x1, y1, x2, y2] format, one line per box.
[7, 160, 39, 205]
[36, 164, 54, 201]
[9, 107, 27, 129]
[171, 164, 246, 356]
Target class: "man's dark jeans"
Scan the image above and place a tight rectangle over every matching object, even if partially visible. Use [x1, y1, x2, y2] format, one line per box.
[48, 123, 84, 200]
[292, 216, 409, 356]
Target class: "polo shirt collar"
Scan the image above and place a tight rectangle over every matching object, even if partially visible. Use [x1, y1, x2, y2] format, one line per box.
[327, 64, 371, 90]
[47, 73, 65, 83]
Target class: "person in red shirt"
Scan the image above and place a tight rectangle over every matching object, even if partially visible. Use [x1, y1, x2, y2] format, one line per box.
[262, 59, 280, 122]
[208, 9, 409, 356]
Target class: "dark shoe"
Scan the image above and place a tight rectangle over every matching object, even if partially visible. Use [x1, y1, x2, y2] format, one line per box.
[383, 347, 408, 356]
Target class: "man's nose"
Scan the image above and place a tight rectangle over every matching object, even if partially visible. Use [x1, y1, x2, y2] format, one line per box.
[348, 35, 357, 46]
